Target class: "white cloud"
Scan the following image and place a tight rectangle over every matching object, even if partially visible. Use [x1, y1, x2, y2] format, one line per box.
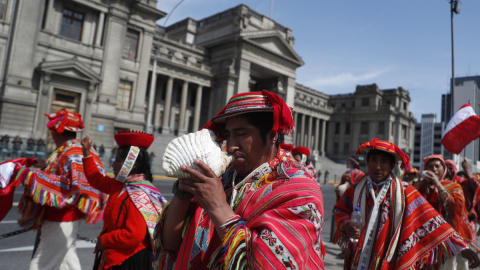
[305, 67, 392, 90]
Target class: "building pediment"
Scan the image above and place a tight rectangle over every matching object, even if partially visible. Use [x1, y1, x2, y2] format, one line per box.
[242, 31, 304, 66]
[38, 59, 101, 84]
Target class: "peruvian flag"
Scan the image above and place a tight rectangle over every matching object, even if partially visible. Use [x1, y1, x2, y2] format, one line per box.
[441, 103, 480, 154]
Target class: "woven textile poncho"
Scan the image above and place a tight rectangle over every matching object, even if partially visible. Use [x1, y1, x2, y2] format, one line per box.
[334, 176, 470, 270]
[17, 139, 107, 229]
[154, 148, 325, 269]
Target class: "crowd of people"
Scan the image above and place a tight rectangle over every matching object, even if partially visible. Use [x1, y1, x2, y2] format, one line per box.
[1, 90, 480, 269]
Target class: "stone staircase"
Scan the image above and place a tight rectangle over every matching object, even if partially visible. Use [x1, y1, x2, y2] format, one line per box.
[314, 155, 349, 183]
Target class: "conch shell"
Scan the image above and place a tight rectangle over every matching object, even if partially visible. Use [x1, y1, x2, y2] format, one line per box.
[162, 129, 232, 179]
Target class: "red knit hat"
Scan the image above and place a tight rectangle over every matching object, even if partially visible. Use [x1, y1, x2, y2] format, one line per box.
[423, 154, 447, 180]
[114, 130, 154, 149]
[292, 146, 310, 157]
[405, 167, 420, 175]
[203, 90, 295, 140]
[45, 109, 84, 134]
[279, 143, 294, 152]
[356, 138, 410, 169]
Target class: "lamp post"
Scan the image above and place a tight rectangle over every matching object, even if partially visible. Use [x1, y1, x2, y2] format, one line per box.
[450, 0, 461, 117]
[450, 0, 461, 164]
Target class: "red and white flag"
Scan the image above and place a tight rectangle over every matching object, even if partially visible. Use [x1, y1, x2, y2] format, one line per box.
[0, 158, 33, 221]
[441, 103, 480, 154]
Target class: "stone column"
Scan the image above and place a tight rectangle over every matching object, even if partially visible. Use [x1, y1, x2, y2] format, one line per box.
[161, 77, 173, 134]
[178, 81, 189, 135]
[315, 117, 320, 151]
[33, 73, 51, 138]
[83, 83, 95, 136]
[97, 13, 126, 106]
[146, 56, 157, 133]
[193, 85, 203, 131]
[44, 0, 54, 31]
[321, 119, 326, 156]
[300, 113, 306, 146]
[237, 59, 250, 93]
[307, 115, 313, 149]
[95, 12, 105, 46]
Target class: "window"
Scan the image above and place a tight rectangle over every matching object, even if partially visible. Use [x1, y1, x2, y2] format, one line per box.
[0, 0, 7, 21]
[333, 142, 339, 154]
[117, 80, 133, 109]
[378, 121, 385, 134]
[361, 97, 370, 106]
[402, 124, 407, 139]
[123, 29, 140, 60]
[345, 122, 351, 135]
[334, 123, 340, 135]
[60, 8, 84, 41]
[343, 142, 350, 155]
[403, 102, 407, 111]
[360, 122, 369, 134]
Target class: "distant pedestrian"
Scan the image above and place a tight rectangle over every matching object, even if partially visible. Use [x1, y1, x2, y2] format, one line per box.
[324, 170, 329, 184]
[335, 155, 364, 202]
[317, 169, 322, 184]
[98, 144, 105, 161]
[36, 138, 46, 158]
[110, 146, 117, 167]
[12, 135, 22, 158]
[149, 151, 155, 167]
[1, 135, 9, 159]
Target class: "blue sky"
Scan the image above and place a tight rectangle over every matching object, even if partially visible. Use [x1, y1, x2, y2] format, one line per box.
[156, 0, 480, 122]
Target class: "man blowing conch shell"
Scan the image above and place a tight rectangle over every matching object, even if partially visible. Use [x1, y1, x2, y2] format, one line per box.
[154, 90, 325, 269]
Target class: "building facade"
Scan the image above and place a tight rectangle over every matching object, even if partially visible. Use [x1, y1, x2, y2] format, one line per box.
[0, 0, 165, 152]
[0, 1, 415, 164]
[451, 76, 480, 167]
[327, 84, 416, 163]
[411, 114, 452, 170]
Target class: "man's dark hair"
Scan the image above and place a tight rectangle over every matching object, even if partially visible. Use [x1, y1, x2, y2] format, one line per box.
[366, 149, 396, 166]
[457, 171, 467, 178]
[117, 146, 153, 182]
[243, 112, 284, 147]
[62, 130, 77, 139]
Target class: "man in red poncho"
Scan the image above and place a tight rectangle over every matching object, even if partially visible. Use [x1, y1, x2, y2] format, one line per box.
[334, 138, 479, 269]
[0, 109, 106, 270]
[155, 90, 325, 269]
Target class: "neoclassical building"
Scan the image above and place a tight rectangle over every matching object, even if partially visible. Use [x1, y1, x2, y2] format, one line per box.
[327, 84, 416, 162]
[0, 0, 164, 152]
[0, 1, 415, 164]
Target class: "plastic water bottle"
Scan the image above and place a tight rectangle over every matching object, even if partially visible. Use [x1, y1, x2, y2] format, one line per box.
[350, 206, 362, 244]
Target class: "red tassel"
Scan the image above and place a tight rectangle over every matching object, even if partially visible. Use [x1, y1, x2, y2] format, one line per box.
[262, 90, 294, 135]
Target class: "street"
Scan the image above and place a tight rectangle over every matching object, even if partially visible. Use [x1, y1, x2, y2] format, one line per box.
[0, 179, 343, 269]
